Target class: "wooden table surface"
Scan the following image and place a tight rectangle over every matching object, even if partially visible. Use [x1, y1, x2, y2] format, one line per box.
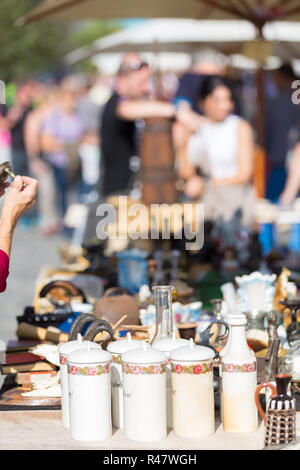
[0, 409, 282, 450]
[0, 410, 299, 450]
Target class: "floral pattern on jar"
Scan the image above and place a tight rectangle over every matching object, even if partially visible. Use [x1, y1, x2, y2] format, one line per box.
[170, 361, 213, 375]
[67, 363, 110, 376]
[112, 354, 122, 365]
[60, 354, 67, 366]
[222, 362, 256, 373]
[122, 363, 166, 375]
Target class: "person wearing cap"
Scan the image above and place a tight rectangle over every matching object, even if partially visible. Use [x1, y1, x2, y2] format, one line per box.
[0, 175, 38, 292]
[100, 53, 176, 197]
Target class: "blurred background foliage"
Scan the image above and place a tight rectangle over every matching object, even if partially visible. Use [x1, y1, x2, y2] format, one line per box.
[0, 0, 120, 82]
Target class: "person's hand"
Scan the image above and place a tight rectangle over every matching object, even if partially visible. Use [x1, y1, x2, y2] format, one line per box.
[0, 182, 10, 198]
[2, 175, 38, 223]
[176, 104, 207, 133]
[30, 158, 48, 176]
[279, 191, 293, 207]
[184, 175, 205, 199]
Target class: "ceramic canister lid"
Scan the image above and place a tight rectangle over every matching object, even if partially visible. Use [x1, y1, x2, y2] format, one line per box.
[170, 338, 215, 362]
[152, 331, 189, 354]
[68, 343, 112, 364]
[122, 341, 167, 364]
[107, 332, 143, 354]
[58, 334, 101, 356]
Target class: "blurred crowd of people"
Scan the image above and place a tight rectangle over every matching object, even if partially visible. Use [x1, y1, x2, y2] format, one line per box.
[1, 49, 300, 237]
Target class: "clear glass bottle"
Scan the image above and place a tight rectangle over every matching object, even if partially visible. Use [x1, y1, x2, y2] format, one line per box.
[151, 285, 174, 345]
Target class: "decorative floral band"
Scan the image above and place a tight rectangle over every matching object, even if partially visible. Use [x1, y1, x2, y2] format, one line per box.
[60, 354, 67, 366]
[122, 363, 167, 375]
[222, 362, 256, 374]
[170, 361, 213, 375]
[112, 354, 122, 365]
[68, 363, 110, 376]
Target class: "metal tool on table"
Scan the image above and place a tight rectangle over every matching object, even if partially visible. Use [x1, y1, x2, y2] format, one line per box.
[197, 299, 229, 353]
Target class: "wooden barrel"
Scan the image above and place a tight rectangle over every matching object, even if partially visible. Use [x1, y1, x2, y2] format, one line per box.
[140, 117, 178, 205]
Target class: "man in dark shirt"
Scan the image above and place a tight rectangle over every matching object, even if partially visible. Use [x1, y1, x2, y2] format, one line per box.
[101, 92, 136, 196]
[100, 53, 175, 197]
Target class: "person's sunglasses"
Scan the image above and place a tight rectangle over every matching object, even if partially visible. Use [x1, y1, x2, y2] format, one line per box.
[118, 60, 149, 76]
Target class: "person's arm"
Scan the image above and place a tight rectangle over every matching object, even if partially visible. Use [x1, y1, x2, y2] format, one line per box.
[280, 143, 300, 206]
[116, 99, 175, 121]
[176, 105, 208, 133]
[0, 176, 38, 256]
[40, 133, 63, 154]
[181, 129, 206, 199]
[173, 122, 196, 180]
[211, 119, 254, 187]
[40, 111, 63, 155]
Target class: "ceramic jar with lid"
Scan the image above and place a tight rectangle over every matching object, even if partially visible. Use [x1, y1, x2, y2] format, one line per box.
[153, 331, 189, 428]
[122, 342, 167, 441]
[58, 334, 101, 429]
[221, 315, 258, 433]
[67, 343, 112, 441]
[170, 338, 215, 438]
[107, 333, 143, 429]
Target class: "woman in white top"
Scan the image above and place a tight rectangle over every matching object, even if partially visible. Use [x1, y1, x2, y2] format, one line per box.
[177, 76, 255, 226]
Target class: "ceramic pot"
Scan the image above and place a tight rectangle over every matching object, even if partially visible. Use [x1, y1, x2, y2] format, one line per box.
[122, 342, 167, 441]
[255, 374, 296, 447]
[106, 333, 143, 429]
[67, 344, 112, 441]
[152, 331, 189, 428]
[170, 338, 215, 438]
[58, 334, 101, 429]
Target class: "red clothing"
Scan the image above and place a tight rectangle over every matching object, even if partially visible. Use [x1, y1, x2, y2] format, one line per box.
[0, 249, 9, 292]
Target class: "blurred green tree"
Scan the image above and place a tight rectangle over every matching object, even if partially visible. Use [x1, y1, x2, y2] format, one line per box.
[0, 0, 120, 82]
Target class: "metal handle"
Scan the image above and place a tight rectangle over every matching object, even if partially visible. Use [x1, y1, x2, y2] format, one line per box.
[68, 313, 97, 341]
[83, 319, 115, 342]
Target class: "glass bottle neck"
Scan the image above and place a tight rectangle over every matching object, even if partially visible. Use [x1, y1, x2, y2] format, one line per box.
[152, 287, 173, 343]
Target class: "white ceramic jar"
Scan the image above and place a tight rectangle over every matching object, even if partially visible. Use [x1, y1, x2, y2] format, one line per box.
[67, 344, 112, 441]
[221, 315, 258, 433]
[152, 331, 189, 428]
[107, 333, 143, 429]
[58, 334, 101, 429]
[122, 342, 167, 441]
[170, 338, 215, 438]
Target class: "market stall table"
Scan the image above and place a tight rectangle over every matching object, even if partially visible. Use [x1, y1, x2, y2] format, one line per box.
[1, 410, 300, 450]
